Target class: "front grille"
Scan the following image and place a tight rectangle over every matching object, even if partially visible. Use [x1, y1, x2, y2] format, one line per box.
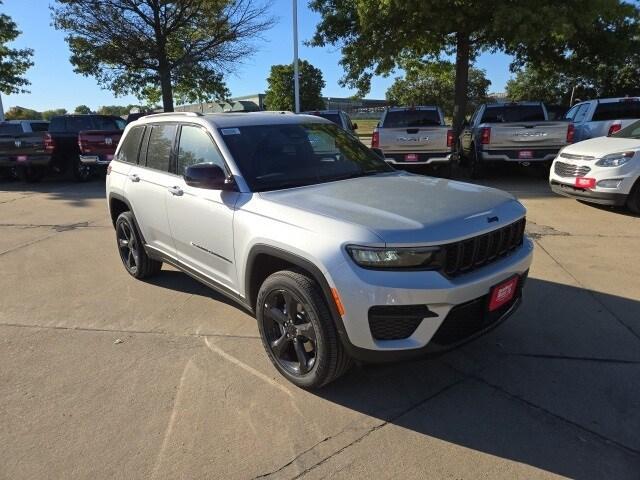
[560, 152, 595, 161]
[441, 218, 526, 278]
[431, 274, 526, 346]
[368, 305, 437, 340]
[554, 161, 591, 177]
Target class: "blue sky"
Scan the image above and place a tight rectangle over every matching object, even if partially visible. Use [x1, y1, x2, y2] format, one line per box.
[2, 0, 514, 112]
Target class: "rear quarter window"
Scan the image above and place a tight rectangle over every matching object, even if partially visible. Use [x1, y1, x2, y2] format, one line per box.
[382, 109, 441, 128]
[481, 105, 545, 123]
[117, 126, 145, 164]
[592, 101, 640, 121]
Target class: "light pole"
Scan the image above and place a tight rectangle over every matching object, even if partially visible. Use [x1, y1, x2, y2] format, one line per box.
[292, 0, 300, 113]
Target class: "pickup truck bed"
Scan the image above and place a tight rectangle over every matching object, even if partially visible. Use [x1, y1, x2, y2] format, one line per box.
[78, 129, 123, 166]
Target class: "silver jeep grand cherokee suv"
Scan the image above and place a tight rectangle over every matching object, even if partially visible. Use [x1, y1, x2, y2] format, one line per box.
[106, 111, 533, 388]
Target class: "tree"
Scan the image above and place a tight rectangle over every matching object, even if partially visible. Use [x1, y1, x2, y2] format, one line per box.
[264, 60, 325, 111]
[42, 109, 67, 121]
[0, 1, 33, 94]
[74, 105, 91, 114]
[309, 0, 638, 133]
[52, 0, 274, 112]
[5, 106, 42, 120]
[97, 105, 137, 117]
[386, 60, 490, 117]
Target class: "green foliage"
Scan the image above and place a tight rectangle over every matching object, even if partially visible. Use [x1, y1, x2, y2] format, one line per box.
[264, 60, 325, 111]
[386, 61, 490, 116]
[74, 105, 91, 114]
[0, 1, 34, 94]
[5, 106, 42, 120]
[52, 0, 274, 111]
[96, 105, 140, 117]
[42, 109, 68, 121]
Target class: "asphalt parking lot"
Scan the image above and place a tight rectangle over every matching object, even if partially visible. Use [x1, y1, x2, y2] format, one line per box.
[1, 170, 639, 479]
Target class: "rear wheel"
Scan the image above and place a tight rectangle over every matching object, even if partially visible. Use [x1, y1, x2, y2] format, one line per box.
[115, 211, 162, 279]
[257, 270, 352, 389]
[73, 156, 93, 182]
[17, 165, 45, 183]
[468, 145, 485, 179]
[626, 180, 640, 214]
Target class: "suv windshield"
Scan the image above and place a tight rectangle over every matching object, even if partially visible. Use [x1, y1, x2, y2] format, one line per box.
[481, 105, 545, 123]
[220, 123, 393, 192]
[612, 119, 640, 139]
[383, 109, 441, 127]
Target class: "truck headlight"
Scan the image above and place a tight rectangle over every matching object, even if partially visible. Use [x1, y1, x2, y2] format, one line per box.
[596, 151, 635, 167]
[347, 245, 441, 270]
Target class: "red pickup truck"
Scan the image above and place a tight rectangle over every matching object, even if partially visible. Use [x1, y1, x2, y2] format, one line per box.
[78, 128, 123, 168]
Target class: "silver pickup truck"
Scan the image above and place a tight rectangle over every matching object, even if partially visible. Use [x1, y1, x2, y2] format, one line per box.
[566, 97, 640, 141]
[458, 102, 572, 177]
[372, 106, 454, 175]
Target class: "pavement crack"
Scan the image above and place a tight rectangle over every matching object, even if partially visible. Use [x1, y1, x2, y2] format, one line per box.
[503, 352, 640, 365]
[0, 221, 105, 231]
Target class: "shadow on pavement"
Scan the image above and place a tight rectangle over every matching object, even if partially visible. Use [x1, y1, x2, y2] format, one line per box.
[306, 277, 640, 478]
[0, 176, 107, 207]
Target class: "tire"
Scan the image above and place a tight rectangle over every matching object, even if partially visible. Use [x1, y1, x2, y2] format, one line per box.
[468, 145, 485, 179]
[17, 165, 45, 183]
[115, 211, 162, 279]
[73, 156, 93, 182]
[257, 270, 352, 389]
[626, 180, 640, 214]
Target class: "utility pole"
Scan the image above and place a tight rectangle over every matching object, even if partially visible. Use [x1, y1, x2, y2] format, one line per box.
[292, 0, 300, 113]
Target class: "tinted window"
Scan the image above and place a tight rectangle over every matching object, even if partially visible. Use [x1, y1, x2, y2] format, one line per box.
[315, 113, 341, 126]
[49, 117, 66, 132]
[118, 126, 145, 164]
[30, 122, 49, 132]
[481, 105, 545, 123]
[95, 116, 126, 131]
[65, 116, 95, 132]
[592, 100, 640, 121]
[145, 124, 176, 172]
[219, 123, 392, 192]
[383, 109, 441, 127]
[177, 125, 225, 174]
[0, 124, 22, 135]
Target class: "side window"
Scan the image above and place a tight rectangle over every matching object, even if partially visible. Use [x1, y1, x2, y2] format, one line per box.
[146, 124, 177, 172]
[565, 105, 580, 120]
[573, 104, 590, 123]
[118, 126, 145, 164]
[177, 125, 225, 174]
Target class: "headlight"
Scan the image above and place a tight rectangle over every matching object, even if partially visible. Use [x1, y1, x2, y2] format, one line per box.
[596, 151, 635, 167]
[347, 245, 441, 269]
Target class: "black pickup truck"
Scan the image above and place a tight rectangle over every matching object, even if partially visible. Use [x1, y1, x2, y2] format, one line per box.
[47, 114, 126, 181]
[0, 121, 51, 182]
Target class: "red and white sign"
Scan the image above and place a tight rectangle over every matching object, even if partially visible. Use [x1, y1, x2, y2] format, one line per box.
[16, 155, 28, 162]
[518, 150, 533, 159]
[488, 276, 519, 312]
[404, 153, 419, 162]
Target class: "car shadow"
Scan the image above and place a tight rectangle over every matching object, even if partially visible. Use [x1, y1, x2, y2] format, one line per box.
[578, 200, 639, 218]
[0, 175, 107, 207]
[305, 277, 640, 478]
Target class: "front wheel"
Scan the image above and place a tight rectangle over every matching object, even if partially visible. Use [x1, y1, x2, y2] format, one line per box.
[257, 270, 352, 389]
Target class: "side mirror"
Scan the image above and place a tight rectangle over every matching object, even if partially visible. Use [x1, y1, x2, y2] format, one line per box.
[371, 147, 384, 159]
[352, 123, 358, 130]
[184, 163, 234, 190]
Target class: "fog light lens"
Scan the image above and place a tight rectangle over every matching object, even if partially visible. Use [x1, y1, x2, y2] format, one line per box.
[597, 179, 622, 189]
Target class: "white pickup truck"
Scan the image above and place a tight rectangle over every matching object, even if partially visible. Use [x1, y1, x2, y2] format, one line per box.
[565, 97, 640, 141]
[371, 106, 454, 176]
[458, 102, 573, 177]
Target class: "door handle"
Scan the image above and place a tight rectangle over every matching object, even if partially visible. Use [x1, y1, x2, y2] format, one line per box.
[129, 174, 140, 183]
[168, 186, 183, 196]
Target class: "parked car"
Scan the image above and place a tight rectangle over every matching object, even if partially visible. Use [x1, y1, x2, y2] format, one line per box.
[78, 127, 124, 175]
[458, 102, 573, 177]
[46, 114, 126, 181]
[0, 120, 51, 182]
[303, 109, 358, 134]
[565, 97, 640, 142]
[371, 106, 454, 176]
[107, 111, 533, 388]
[549, 119, 640, 213]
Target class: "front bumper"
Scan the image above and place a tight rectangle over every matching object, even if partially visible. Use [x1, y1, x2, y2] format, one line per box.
[79, 154, 114, 165]
[383, 151, 453, 165]
[0, 155, 51, 168]
[549, 181, 627, 206]
[329, 237, 534, 360]
[480, 148, 562, 163]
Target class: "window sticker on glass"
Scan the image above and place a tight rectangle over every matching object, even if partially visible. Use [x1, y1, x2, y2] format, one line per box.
[221, 128, 241, 135]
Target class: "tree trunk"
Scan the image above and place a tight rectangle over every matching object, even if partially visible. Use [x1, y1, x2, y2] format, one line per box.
[453, 32, 471, 136]
[159, 64, 174, 112]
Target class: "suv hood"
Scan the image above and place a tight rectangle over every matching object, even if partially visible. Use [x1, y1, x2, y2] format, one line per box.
[564, 137, 640, 158]
[260, 173, 525, 244]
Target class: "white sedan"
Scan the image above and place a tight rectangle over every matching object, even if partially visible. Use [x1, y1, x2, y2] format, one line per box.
[549, 120, 640, 213]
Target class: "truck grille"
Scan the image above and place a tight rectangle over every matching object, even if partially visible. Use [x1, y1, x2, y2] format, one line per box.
[554, 161, 591, 177]
[441, 218, 526, 277]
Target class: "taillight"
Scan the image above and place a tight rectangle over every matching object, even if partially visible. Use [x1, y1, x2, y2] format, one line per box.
[575, 177, 596, 189]
[43, 133, 55, 152]
[480, 127, 491, 145]
[608, 123, 622, 136]
[371, 130, 379, 148]
[567, 123, 575, 143]
[446, 129, 454, 148]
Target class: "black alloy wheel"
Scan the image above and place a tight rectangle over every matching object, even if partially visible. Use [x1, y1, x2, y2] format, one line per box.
[117, 218, 140, 275]
[262, 289, 317, 375]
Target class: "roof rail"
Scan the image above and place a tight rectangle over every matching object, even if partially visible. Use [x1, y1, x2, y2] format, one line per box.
[144, 111, 204, 118]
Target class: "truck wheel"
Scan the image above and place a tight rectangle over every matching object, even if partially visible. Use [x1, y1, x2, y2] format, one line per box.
[257, 270, 352, 389]
[73, 157, 93, 182]
[627, 180, 640, 215]
[115, 211, 162, 279]
[17, 165, 45, 183]
[469, 147, 485, 179]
